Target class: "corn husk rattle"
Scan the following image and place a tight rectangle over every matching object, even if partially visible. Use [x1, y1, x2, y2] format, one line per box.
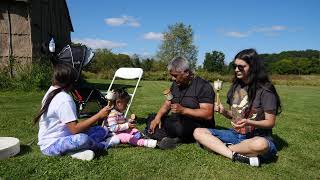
[129, 114, 136, 124]
[102, 90, 116, 127]
[105, 90, 116, 108]
[163, 89, 173, 101]
[129, 114, 142, 138]
[213, 79, 223, 105]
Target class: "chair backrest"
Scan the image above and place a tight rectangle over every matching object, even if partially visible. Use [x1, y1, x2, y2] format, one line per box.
[114, 68, 143, 80]
[107, 68, 143, 117]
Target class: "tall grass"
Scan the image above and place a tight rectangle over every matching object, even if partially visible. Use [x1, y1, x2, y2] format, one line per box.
[0, 60, 52, 91]
[271, 74, 320, 86]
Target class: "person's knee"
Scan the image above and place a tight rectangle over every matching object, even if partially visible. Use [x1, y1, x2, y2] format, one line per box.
[104, 135, 121, 148]
[95, 126, 108, 137]
[77, 134, 91, 147]
[112, 136, 121, 144]
[249, 137, 269, 153]
[193, 128, 209, 140]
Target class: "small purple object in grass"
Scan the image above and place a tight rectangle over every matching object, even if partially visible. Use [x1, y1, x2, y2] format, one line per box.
[133, 132, 141, 139]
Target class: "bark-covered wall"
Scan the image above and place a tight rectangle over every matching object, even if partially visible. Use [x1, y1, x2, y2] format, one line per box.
[0, 0, 73, 77]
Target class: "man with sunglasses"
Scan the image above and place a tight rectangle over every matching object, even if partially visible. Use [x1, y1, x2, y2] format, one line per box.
[148, 56, 215, 149]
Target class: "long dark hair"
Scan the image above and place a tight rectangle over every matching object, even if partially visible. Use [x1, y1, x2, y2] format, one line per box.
[227, 49, 282, 115]
[34, 63, 77, 124]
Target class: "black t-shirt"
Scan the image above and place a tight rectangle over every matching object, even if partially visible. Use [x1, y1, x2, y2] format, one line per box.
[227, 84, 277, 136]
[170, 76, 215, 128]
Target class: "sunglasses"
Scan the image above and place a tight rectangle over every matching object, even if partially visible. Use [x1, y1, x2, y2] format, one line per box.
[233, 64, 246, 71]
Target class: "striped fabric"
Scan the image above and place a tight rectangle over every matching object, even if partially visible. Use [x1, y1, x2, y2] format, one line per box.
[105, 109, 129, 132]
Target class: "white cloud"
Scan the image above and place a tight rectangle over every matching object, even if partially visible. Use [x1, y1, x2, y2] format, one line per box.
[252, 25, 287, 32]
[271, 25, 287, 31]
[72, 38, 127, 49]
[222, 25, 288, 38]
[104, 15, 140, 27]
[225, 31, 248, 38]
[118, 51, 132, 56]
[142, 51, 150, 56]
[143, 32, 164, 40]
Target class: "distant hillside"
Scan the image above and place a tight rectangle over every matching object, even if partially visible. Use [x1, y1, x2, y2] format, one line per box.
[259, 50, 320, 74]
[260, 49, 320, 62]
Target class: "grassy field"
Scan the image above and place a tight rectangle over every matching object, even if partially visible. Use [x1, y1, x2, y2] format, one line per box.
[1, 80, 320, 179]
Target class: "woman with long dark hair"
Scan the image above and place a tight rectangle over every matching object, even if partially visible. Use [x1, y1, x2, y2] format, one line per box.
[35, 63, 111, 161]
[194, 49, 281, 166]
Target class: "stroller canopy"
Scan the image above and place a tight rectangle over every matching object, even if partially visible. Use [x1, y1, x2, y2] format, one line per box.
[56, 45, 94, 80]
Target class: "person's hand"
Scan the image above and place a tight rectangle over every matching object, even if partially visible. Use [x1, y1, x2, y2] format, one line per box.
[230, 120, 240, 133]
[96, 106, 112, 119]
[128, 118, 135, 124]
[214, 102, 224, 114]
[171, 103, 185, 114]
[231, 119, 249, 129]
[149, 118, 161, 134]
[128, 122, 136, 129]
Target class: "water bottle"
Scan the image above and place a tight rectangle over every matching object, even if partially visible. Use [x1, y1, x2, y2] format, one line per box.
[49, 38, 55, 53]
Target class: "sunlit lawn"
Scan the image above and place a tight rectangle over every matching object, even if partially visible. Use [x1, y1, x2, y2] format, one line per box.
[0, 80, 320, 179]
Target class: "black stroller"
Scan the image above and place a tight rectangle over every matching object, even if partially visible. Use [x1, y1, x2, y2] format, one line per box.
[48, 42, 108, 119]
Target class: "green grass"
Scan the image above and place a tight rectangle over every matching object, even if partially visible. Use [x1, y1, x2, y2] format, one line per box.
[1, 80, 320, 179]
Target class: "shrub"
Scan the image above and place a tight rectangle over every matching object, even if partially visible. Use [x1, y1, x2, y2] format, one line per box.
[143, 71, 170, 81]
[0, 58, 53, 91]
[17, 63, 52, 91]
[195, 70, 232, 82]
[0, 71, 13, 90]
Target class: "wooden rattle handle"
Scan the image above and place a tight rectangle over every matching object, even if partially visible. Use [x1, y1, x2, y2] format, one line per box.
[130, 114, 136, 120]
[216, 92, 221, 105]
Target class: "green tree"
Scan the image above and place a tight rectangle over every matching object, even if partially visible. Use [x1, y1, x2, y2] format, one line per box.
[115, 53, 133, 68]
[203, 51, 225, 72]
[84, 49, 133, 72]
[132, 54, 141, 68]
[271, 58, 296, 74]
[141, 58, 154, 71]
[85, 48, 113, 73]
[156, 22, 198, 69]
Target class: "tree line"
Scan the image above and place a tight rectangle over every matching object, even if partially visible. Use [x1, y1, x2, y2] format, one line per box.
[84, 48, 320, 75]
[82, 22, 320, 75]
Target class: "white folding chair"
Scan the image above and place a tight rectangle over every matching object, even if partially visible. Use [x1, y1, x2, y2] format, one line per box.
[107, 67, 143, 117]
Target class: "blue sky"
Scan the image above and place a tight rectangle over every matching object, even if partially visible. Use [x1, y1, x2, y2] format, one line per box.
[67, 0, 320, 65]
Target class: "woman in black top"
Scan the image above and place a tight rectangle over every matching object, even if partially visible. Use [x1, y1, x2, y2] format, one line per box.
[194, 49, 281, 166]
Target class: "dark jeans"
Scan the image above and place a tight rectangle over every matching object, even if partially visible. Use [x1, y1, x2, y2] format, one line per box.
[164, 114, 200, 142]
[145, 113, 214, 143]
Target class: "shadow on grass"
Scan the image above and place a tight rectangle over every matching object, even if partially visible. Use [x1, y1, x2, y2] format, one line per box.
[17, 144, 33, 157]
[273, 134, 288, 151]
[261, 134, 288, 164]
[136, 117, 147, 126]
[95, 150, 108, 159]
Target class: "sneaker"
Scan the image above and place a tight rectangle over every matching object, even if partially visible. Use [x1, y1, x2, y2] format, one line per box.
[158, 137, 181, 150]
[102, 136, 120, 149]
[232, 152, 260, 167]
[69, 150, 95, 161]
[144, 139, 157, 148]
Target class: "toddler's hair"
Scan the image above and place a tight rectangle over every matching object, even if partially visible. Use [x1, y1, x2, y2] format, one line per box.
[114, 88, 131, 102]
